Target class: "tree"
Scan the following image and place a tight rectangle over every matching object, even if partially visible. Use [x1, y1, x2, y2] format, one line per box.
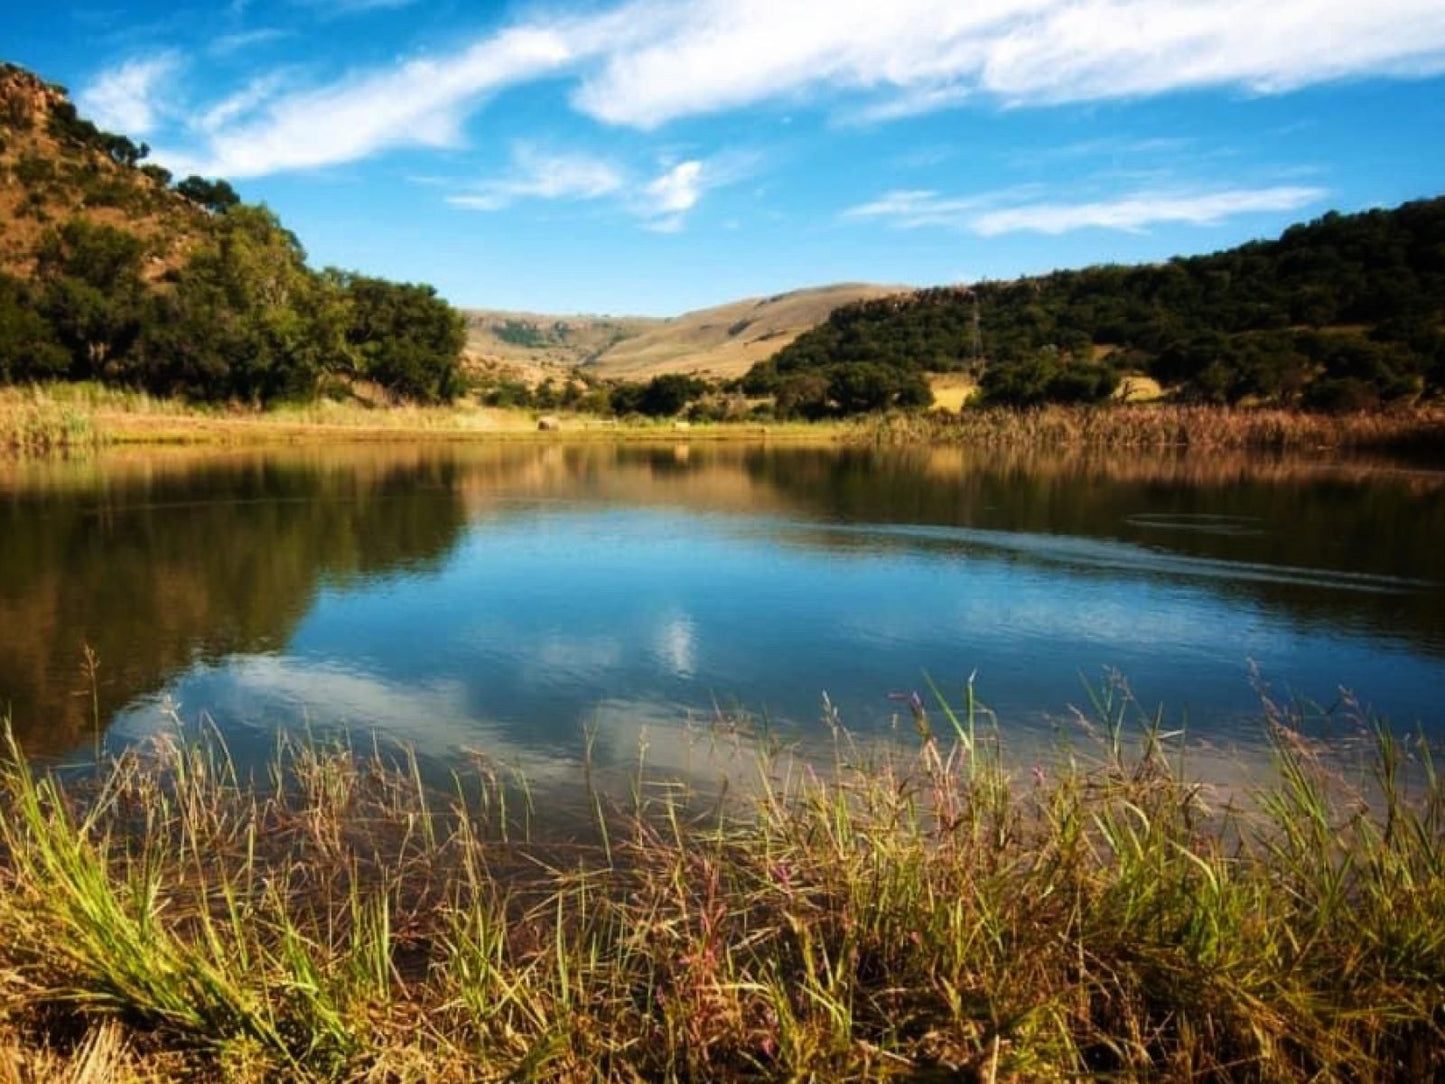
[745, 196, 1445, 409]
[0, 274, 68, 381]
[175, 175, 241, 214]
[336, 273, 466, 403]
[33, 220, 147, 378]
[637, 374, 707, 416]
[140, 206, 347, 401]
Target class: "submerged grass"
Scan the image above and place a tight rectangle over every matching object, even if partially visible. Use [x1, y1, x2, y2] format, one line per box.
[0, 690, 1443, 1082]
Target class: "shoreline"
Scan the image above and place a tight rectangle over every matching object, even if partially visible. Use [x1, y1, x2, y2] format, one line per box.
[4, 383, 1445, 456]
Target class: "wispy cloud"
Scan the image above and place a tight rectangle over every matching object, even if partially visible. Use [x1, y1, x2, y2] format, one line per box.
[208, 28, 291, 57]
[846, 185, 1329, 234]
[157, 0, 1445, 179]
[154, 26, 586, 177]
[839, 83, 972, 126]
[447, 147, 753, 233]
[78, 53, 182, 136]
[570, 0, 1445, 127]
[447, 144, 624, 210]
[195, 72, 289, 133]
[290, 0, 423, 16]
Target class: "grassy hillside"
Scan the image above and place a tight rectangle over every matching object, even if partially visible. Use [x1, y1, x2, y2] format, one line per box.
[464, 310, 658, 369]
[465, 283, 902, 380]
[747, 197, 1445, 415]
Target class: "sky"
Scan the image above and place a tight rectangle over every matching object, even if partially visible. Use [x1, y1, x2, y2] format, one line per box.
[6, 0, 1445, 315]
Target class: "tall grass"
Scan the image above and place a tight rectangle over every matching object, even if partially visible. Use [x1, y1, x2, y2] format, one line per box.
[0, 692, 1443, 1081]
[0, 387, 99, 453]
[865, 403, 1445, 453]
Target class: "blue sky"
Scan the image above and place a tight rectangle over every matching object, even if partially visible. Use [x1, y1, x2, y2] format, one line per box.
[8, 0, 1445, 314]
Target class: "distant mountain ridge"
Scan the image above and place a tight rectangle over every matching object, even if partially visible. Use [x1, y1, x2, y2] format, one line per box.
[464, 283, 905, 380]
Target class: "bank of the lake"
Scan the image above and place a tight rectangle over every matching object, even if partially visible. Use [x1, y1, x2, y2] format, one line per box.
[5, 382, 1445, 455]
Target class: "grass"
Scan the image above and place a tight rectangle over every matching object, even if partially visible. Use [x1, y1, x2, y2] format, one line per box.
[1, 684, 1442, 1082]
[866, 403, 1445, 453]
[0, 383, 826, 451]
[0, 386, 101, 452]
[5, 382, 1445, 457]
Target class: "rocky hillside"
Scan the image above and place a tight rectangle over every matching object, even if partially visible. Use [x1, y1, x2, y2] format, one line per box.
[0, 63, 209, 281]
[1, 61, 465, 404]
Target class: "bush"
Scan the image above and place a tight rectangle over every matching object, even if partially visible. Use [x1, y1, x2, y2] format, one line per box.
[980, 352, 1118, 407]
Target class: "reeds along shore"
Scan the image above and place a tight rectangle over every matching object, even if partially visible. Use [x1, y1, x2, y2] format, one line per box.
[0, 687, 1442, 1083]
[5, 381, 1445, 454]
[864, 403, 1445, 453]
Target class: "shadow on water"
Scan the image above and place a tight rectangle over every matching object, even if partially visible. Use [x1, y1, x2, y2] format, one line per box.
[1, 441, 1442, 781]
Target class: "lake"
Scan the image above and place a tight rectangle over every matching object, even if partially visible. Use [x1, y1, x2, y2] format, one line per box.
[2, 441, 1443, 789]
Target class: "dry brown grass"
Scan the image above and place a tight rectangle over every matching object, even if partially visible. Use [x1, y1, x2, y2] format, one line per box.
[869, 403, 1445, 453]
[925, 372, 978, 412]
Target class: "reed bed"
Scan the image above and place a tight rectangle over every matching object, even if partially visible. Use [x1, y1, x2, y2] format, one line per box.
[866, 404, 1445, 453]
[0, 689, 1443, 1082]
[0, 387, 99, 453]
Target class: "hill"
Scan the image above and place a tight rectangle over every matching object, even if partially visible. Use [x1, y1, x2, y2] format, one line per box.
[0, 62, 465, 404]
[746, 198, 1445, 415]
[465, 283, 903, 380]
[0, 64, 210, 281]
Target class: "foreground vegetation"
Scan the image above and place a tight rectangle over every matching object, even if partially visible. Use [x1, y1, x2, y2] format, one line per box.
[0, 684, 1442, 1081]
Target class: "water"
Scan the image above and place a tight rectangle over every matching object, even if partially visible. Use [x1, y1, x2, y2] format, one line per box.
[2, 442, 1443, 786]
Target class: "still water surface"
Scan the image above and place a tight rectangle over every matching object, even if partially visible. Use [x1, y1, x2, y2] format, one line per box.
[2, 442, 1442, 783]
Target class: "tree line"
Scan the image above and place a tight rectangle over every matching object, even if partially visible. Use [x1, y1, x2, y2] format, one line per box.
[0, 210, 465, 403]
[745, 197, 1445, 413]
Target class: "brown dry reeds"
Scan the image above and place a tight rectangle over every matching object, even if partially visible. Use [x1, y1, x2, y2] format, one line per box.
[865, 404, 1445, 454]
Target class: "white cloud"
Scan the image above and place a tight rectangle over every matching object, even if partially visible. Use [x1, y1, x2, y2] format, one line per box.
[571, 0, 1445, 126]
[846, 184, 1328, 235]
[161, 0, 1445, 177]
[640, 159, 703, 231]
[447, 144, 624, 210]
[208, 28, 290, 56]
[78, 54, 182, 136]
[196, 72, 289, 133]
[840, 83, 972, 125]
[447, 149, 748, 233]
[158, 26, 587, 177]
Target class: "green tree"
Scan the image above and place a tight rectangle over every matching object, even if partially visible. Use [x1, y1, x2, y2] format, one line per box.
[140, 206, 347, 400]
[0, 274, 68, 381]
[34, 220, 147, 378]
[336, 274, 466, 403]
[175, 175, 241, 214]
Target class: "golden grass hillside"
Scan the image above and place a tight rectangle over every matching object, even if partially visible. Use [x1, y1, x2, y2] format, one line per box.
[465, 284, 904, 381]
